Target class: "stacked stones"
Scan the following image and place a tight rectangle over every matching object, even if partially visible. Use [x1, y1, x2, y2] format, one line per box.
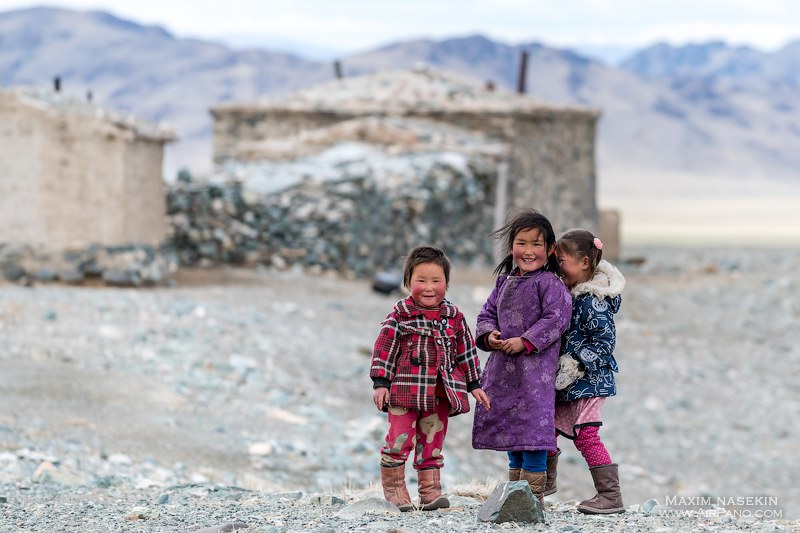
[3, 142, 501, 285]
[167, 146, 498, 277]
[0, 242, 177, 287]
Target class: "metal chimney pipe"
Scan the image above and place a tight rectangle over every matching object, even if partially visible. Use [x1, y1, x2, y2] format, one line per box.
[517, 51, 528, 94]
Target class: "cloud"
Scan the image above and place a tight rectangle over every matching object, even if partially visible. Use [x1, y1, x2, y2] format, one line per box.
[0, 0, 797, 51]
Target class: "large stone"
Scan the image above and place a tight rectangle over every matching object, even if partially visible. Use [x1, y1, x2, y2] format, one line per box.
[2, 264, 25, 282]
[308, 494, 346, 506]
[58, 267, 85, 284]
[102, 269, 141, 287]
[371, 271, 402, 295]
[164, 146, 500, 277]
[33, 268, 57, 282]
[642, 498, 660, 514]
[477, 481, 545, 524]
[32, 461, 82, 486]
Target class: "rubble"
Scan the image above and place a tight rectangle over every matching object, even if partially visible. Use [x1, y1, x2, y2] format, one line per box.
[0, 242, 177, 287]
[167, 142, 500, 277]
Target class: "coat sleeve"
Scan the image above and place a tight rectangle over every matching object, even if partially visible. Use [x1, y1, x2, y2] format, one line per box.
[475, 276, 503, 351]
[564, 295, 617, 371]
[453, 313, 481, 389]
[521, 274, 572, 353]
[370, 312, 403, 386]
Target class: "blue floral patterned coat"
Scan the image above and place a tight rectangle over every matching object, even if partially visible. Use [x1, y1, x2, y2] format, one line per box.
[557, 260, 626, 402]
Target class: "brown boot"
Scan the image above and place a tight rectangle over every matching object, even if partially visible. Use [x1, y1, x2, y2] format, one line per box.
[380, 465, 412, 512]
[544, 451, 560, 496]
[417, 468, 450, 511]
[509, 468, 521, 481]
[519, 469, 546, 509]
[577, 463, 625, 514]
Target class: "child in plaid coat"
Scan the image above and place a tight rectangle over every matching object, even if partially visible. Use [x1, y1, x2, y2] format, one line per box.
[370, 246, 490, 511]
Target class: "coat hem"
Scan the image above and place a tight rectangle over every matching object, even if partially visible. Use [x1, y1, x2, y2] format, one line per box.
[557, 391, 616, 403]
[472, 443, 557, 452]
[556, 421, 602, 440]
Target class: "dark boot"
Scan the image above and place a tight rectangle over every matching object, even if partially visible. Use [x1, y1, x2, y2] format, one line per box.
[380, 465, 412, 512]
[577, 463, 625, 514]
[519, 469, 546, 509]
[508, 468, 521, 481]
[417, 468, 450, 511]
[544, 450, 560, 496]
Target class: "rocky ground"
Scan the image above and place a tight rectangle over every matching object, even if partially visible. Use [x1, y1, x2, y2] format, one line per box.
[1, 246, 798, 532]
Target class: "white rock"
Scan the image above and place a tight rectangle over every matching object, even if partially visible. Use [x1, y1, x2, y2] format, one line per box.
[107, 453, 133, 465]
[0, 452, 18, 463]
[266, 407, 307, 426]
[98, 325, 123, 339]
[135, 478, 162, 489]
[248, 442, 274, 456]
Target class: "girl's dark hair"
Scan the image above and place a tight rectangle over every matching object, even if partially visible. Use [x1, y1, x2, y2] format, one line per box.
[557, 228, 603, 278]
[491, 208, 560, 276]
[403, 246, 451, 289]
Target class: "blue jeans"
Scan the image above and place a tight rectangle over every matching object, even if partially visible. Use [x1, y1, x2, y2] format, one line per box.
[507, 450, 547, 472]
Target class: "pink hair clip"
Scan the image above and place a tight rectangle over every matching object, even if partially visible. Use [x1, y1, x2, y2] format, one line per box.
[593, 237, 603, 250]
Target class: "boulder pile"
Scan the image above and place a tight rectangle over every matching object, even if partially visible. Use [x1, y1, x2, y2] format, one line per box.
[168, 143, 500, 276]
[0, 242, 177, 287]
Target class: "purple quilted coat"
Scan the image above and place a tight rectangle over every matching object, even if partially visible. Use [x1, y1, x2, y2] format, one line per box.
[472, 268, 572, 452]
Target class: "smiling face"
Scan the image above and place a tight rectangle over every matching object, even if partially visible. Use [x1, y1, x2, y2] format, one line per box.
[511, 227, 552, 274]
[557, 248, 591, 288]
[409, 261, 447, 309]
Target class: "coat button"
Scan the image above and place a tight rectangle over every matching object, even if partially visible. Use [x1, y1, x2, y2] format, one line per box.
[436, 339, 442, 345]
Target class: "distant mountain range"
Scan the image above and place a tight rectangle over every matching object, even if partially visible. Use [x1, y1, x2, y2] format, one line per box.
[3, 6, 799, 187]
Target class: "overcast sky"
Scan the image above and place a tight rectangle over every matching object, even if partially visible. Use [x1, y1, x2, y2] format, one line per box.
[2, 0, 799, 61]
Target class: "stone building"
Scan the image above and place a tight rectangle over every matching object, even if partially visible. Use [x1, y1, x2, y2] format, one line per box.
[0, 88, 176, 251]
[210, 68, 602, 238]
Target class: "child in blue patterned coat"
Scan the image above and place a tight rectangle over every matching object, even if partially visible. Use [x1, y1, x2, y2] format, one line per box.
[550, 228, 626, 514]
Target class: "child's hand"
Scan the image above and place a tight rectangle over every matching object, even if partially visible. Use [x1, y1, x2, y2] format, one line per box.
[373, 388, 389, 411]
[499, 337, 525, 354]
[487, 330, 503, 350]
[471, 388, 491, 411]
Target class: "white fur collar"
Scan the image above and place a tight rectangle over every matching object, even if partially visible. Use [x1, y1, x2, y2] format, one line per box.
[570, 260, 626, 298]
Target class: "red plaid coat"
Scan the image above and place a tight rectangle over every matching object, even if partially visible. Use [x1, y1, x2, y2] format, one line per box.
[370, 297, 482, 416]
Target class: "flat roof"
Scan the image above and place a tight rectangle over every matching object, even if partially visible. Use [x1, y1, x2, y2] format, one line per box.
[0, 87, 178, 142]
[211, 67, 599, 119]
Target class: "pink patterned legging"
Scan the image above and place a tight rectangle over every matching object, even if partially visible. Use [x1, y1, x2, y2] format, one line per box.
[380, 398, 450, 471]
[551, 425, 612, 467]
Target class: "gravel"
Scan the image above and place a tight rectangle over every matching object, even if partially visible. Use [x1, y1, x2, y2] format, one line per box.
[1, 246, 798, 532]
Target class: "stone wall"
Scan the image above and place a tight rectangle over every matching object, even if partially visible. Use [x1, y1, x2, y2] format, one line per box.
[0, 94, 45, 244]
[123, 140, 171, 243]
[167, 153, 498, 276]
[0, 242, 177, 287]
[0, 90, 172, 251]
[211, 107, 600, 236]
[212, 110, 346, 165]
[507, 113, 599, 235]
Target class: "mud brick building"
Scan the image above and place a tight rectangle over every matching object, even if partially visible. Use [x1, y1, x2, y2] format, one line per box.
[211, 68, 602, 237]
[0, 88, 176, 250]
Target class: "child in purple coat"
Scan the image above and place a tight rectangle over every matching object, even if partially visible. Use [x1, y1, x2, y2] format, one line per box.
[471, 209, 572, 507]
